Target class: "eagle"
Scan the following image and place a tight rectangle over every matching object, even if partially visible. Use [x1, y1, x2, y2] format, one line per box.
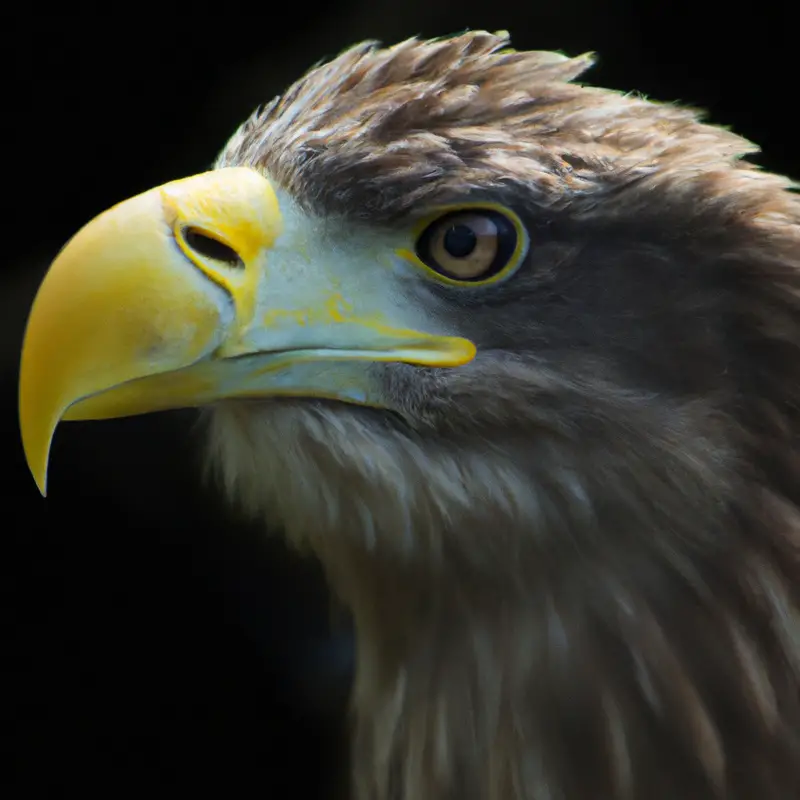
[18, 31, 800, 800]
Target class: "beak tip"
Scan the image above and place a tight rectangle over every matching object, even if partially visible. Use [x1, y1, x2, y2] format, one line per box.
[20, 420, 53, 499]
[26, 455, 50, 498]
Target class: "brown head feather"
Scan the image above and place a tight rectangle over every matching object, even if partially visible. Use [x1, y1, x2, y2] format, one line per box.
[216, 31, 787, 224]
[207, 31, 800, 800]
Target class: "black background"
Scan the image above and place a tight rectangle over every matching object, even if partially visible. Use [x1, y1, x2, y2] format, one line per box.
[3, 3, 796, 795]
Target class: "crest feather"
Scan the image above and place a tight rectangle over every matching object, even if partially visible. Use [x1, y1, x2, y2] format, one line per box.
[217, 31, 791, 227]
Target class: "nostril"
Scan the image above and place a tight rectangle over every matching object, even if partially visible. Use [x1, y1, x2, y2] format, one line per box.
[183, 227, 244, 269]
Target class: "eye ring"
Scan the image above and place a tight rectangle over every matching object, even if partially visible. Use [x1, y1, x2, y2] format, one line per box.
[408, 206, 527, 286]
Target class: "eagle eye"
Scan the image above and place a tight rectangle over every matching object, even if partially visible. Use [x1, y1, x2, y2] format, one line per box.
[412, 207, 526, 285]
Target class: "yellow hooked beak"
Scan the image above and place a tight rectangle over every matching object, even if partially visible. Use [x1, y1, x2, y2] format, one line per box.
[19, 167, 475, 495]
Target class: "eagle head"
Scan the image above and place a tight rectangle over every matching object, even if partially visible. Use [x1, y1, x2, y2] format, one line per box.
[19, 32, 800, 800]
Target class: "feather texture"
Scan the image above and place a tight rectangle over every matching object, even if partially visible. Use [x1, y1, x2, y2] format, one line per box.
[207, 32, 800, 800]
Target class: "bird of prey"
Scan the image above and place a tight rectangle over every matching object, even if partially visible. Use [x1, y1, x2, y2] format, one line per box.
[19, 30, 800, 800]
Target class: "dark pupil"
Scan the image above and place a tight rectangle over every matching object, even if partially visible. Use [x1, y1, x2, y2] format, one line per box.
[443, 224, 477, 258]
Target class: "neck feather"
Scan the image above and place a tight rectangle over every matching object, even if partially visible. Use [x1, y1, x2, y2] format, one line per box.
[206, 399, 800, 800]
